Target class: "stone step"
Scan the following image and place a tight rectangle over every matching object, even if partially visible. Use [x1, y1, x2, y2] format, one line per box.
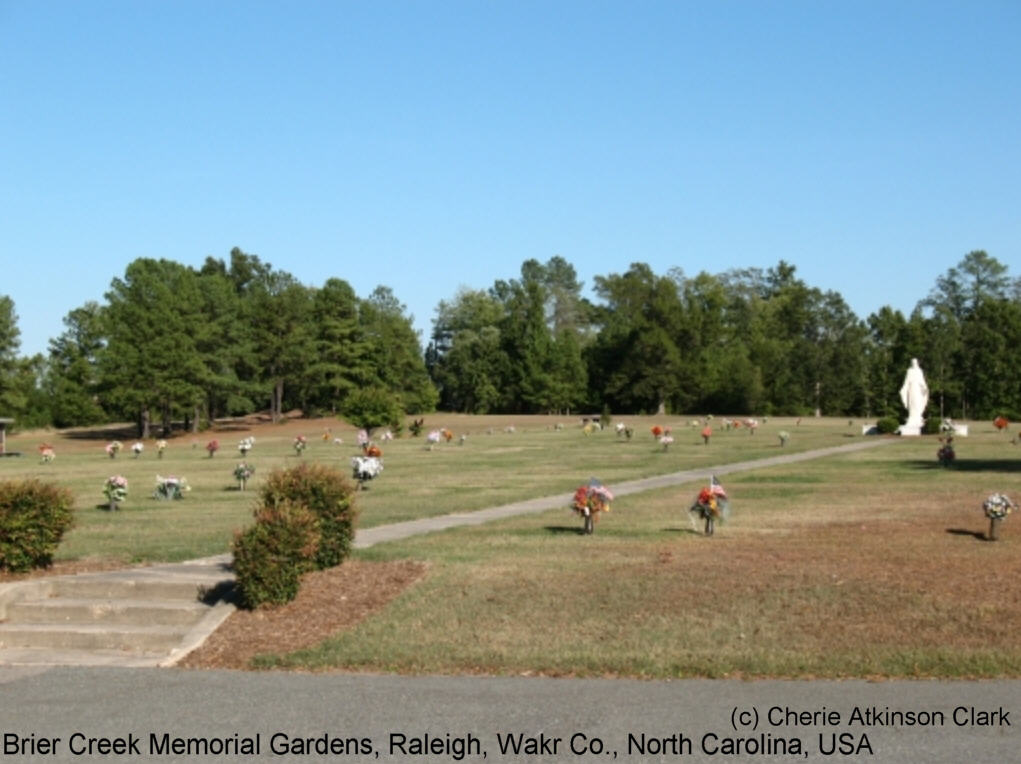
[0, 646, 165, 667]
[49, 576, 215, 601]
[0, 622, 190, 652]
[5, 597, 209, 627]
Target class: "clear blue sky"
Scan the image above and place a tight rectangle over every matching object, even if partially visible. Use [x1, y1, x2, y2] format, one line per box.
[2, 1, 1018, 356]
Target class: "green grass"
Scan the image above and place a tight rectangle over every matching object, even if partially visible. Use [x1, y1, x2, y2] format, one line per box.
[252, 425, 1021, 678]
[2, 414, 859, 563]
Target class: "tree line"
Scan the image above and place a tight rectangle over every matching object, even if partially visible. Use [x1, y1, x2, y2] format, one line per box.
[1, 248, 1019, 432]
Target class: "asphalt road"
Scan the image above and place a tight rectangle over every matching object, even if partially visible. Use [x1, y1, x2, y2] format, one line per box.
[1, 668, 1017, 763]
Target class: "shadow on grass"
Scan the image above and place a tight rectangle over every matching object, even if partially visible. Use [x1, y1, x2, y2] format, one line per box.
[907, 459, 1021, 473]
[946, 528, 990, 542]
[544, 525, 587, 536]
[661, 527, 702, 536]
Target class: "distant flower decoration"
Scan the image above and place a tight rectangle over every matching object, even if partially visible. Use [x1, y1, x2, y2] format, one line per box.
[357, 430, 369, 448]
[983, 493, 1016, 521]
[238, 437, 255, 456]
[690, 477, 729, 535]
[778, 431, 789, 447]
[234, 462, 255, 490]
[293, 435, 307, 456]
[993, 416, 1009, 431]
[156, 439, 168, 458]
[105, 441, 122, 459]
[651, 425, 663, 438]
[659, 435, 674, 451]
[701, 426, 712, 445]
[425, 430, 441, 450]
[937, 436, 955, 467]
[206, 439, 219, 457]
[131, 441, 144, 458]
[571, 479, 614, 534]
[39, 444, 55, 463]
[103, 475, 128, 509]
[351, 455, 383, 488]
[364, 443, 383, 458]
[380, 429, 394, 442]
[153, 475, 189, 500]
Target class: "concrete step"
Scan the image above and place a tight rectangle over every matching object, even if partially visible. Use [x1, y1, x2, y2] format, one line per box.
[5, 597, 209, 627]
[49, 576, 215, 601]
[0, 646, 165, 667]
[0, 622, 190, 652]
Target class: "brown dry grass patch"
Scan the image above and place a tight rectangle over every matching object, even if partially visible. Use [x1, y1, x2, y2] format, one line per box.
[180, 560, 427, 670]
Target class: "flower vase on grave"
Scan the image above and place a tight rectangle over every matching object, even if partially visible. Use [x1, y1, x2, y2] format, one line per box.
[989, 517, 1001, 541]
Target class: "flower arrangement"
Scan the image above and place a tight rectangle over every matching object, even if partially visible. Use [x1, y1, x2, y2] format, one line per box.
[409, 418, 424, 437]
[582, 423, 596, 436]
[234, 462, 255, 490]
[380, 429, 394, 442]
[322, 429, 331, 442]
[153, 475, 189, 500]
[103, 475, 128, 510]
[701, 426, 712, 445]
[615, 422, 626, 436]
[554, 423, 564, 430]
[364, 443, 383, 458]
[983, 493, 1017, 541]
[131, 441, 144, 458]
[651, 425, 663, 438]
[745, 418, 759, 434]
[206, 439, 219, 457]
[659, 435, 674, 451]
[38, 444, 55, 463]
[459, 434, 467, 445]
[937, 436, 955, 467]
[351, 455, 383, 488]
[571, 479, 614, 534]
[504, 425, 516, 434]
[357, 429, 370, 448]
[778, 431, 789, 447]
[441, 428, 454, 443]
[156, 439, 168, 458]
[293, 435, 307, 456]
[333, 437, 344, 446]
[105, 441, 122, 459]
[993, 416, 1009, 431]
[238, 436, 254, 456]
[690, 477, 729, 536]
[426, 430, 441, 449]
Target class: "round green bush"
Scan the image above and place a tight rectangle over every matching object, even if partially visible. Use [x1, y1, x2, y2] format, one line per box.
[0, 479, 75, 572]
[923, 416, 943, 435]
[876, 416, 900, 435]
[259, 463, 358, 570]
[232, 500, 320, 608]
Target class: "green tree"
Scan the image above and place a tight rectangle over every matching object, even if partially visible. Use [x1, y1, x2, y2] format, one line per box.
[0, 296, 26, 416]
[45, 302, 107, 427]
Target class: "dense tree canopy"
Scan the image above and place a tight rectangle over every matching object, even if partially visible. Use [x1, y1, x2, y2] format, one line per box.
[3, 248, 1019, 430]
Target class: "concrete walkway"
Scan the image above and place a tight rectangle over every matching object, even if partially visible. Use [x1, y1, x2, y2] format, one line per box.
[354, 437, 895, 547]
[0, 437, 894, 667]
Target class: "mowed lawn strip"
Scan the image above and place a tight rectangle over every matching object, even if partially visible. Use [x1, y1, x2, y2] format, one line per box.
[1, 415, 852, 565]
[253, 430, 1021, 678]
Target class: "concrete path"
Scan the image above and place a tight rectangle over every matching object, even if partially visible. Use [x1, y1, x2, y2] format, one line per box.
[0, 438, 894, 668]
[354, 437, 895, 547]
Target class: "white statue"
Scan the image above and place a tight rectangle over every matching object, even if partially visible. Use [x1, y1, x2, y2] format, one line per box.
[898, 358, 929, 434]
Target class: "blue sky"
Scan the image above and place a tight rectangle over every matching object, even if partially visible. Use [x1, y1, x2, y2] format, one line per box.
[2, 1, 1018, 356]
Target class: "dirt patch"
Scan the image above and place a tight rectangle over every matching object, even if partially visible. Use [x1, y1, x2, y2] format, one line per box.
[180, 560, 427, 670]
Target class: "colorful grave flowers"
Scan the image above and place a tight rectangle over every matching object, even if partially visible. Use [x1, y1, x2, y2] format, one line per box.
[293, 435, 308, 455]
[426, 430, 441, 449]
[357, 429, 370, 448]
[701, 426, 712, 445]
[441, 428, 454, 443]
[105, 441, 122, 459]
[38, 444, 55, 463]
[351, 455, 383, 488]
[651, 425, 663, 438]
[983, 493, 1017, 541]
[572, 479, 614, 534]
[380, 429, 394, 442]
[238, 436, 255, 456]
[131, 441, 144, 457]
[206, 439, 219, 457]
[103, 475, 128, 510]
[234, 462, 255, 490]
[993, 416, 1009, 431]
[690, 477, 729, 535]
[156, 439, 168, 458]
[778, 431, 790, 447]
[364, 443, 383, 458]
[659, 435, 674, 451]
[153, 475, 189, 500]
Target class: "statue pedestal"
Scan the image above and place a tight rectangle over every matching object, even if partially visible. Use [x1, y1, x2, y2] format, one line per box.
[897, 424, 922, 436]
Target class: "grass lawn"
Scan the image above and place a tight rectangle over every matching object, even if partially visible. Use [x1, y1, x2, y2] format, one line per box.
[1, 414, 854, 564]
[246, 425, 1021, 678]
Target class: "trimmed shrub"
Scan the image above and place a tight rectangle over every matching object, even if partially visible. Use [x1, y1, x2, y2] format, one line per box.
[0, 479, 75, 572]
[876, 416, 900, 435]
[341, 386, 404, 434]
[923, 416, 943, 435]
[259, 463, 358, 570]
[232, 500, 320, 608]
